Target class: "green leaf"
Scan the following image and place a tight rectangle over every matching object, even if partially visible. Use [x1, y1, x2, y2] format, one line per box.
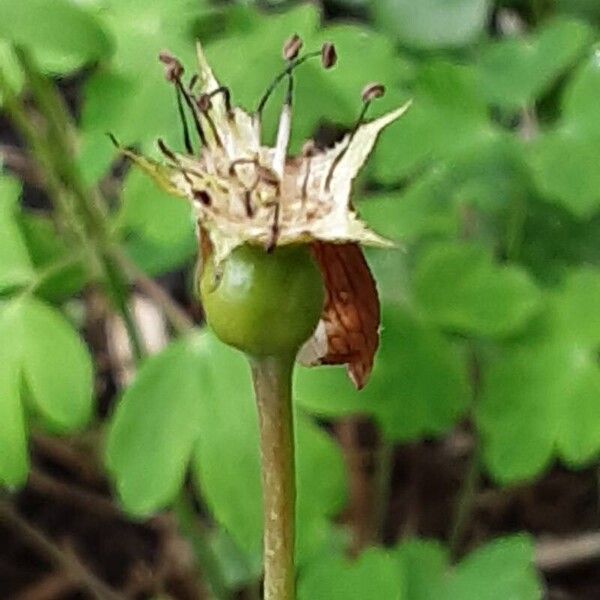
[0, 41, 22, 105]
[116, 168, 195, 245]
[393, 535, 541, 600]
[299, 548, 403, 600]
[19, 215, 87, 301]
[476, 19, 592, 109]
[371, 60, 495, 185]
[79, 0, 208, 182]
[395, 539, 448, 599]
[106, 336, 204, 515]
[0, 305, 28, 488]
[0, 176, 34, 292]
[447, 535, 541, 599]
[107, 331, 347, 563]
[18, 298, 93, 432]
[413, 242, 541, 337]
[191, 333, 347, 562]
[477, 268, 600, 483]
[296, 307, 469, 442]
[529, 47, 600, 216]
[372, 0, 492, 50]
[122, 233, 196, 278]
[0, 297, 93, 486]
[0, 0, 113, 73]
[555, 0, 600, 24]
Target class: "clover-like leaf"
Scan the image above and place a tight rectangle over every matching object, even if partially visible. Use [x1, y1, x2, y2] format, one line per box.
[372, 60, 496, 185]
[296, 307, 469, 442]
[106, 331, 346, 564]
[0, 0, 112, 73]
[394, 535, 541, 600]
[413, 241, 541, 337]
[0, 176, 34, 292]
[0, 297, 93, 486]
[446, 535, 541, 599]
[477, 269, 600, 483]
[299, 548, 403, 600]
[476, 18, 592, 109]
[529, 47, 600, 216]
[19, 215, 88, 301]
[116, 168, 195, 247]
[106, 337, 205, 515]
[372, 0, 492, 50]
[79, 0, 208, 183]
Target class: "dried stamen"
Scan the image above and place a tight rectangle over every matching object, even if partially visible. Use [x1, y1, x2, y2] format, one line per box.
[325, 82, 386, 190]
[256, 44, 335, 115]
[159, 51, 208, 148]
[301, 141, 316, 202]
[283, 34, 303, 61]
[198, 86, 233, 116]
[321, 42, 337, 69]
[157, 138, 194, 187]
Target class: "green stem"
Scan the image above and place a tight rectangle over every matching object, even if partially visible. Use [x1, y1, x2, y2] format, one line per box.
[371, 439, 394, 543]
[449, 448, 480, 559]
[249, 355, 296, 600]
[1, 48, 145, 359]
[173, 491, 232, 600]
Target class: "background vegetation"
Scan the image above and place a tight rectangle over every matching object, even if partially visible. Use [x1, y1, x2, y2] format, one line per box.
[1, 0, 600, 598]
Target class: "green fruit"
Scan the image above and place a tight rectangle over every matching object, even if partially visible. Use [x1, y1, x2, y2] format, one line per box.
[199, 244, 325, 357]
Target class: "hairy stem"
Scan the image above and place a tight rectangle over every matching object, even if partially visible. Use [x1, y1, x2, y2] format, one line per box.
[250, 355, 296, 600]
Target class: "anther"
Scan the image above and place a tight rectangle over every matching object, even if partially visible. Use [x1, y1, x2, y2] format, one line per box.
[361, 82, 385, 103]
[158, 51, 206, 149]
[159, 51, 184, 81]
[197, 93, 212, 112]
[256, 48, 323, 115]
[325, 81, 386, 189]
[321, 42, 337, 69]
[283, 34, 303, 61]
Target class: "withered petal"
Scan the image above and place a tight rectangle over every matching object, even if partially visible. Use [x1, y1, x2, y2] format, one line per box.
[301, 241, 380, 390]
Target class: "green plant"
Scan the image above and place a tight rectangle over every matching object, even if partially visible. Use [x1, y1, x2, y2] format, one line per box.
[1, 0, 600, 598]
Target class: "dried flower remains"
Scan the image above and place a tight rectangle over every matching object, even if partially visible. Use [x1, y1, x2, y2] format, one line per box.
[112, 35, 411, 389]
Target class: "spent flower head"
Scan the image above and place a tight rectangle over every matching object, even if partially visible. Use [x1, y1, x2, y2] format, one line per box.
[113, 35, 411, 388]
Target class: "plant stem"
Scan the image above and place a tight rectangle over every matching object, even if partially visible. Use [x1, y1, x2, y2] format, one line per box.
[449, 447, 480, 559]
[371, 439, 394, 544]
[249, 355, 296, 600]
[173, 491, 232, 600]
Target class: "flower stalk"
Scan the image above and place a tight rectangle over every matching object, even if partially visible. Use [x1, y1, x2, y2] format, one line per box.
[250, 355, 296, 600]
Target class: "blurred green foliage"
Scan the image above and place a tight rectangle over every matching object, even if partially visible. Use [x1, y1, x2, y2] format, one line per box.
[1, 0, 600, 597]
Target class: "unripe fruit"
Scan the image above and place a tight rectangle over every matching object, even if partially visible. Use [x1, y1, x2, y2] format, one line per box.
[199, 244, 324, 358]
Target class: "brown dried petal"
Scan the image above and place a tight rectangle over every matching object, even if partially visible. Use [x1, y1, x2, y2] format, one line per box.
[309, 241, 380, 389]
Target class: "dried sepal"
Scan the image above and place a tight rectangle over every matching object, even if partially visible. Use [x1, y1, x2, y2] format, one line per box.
[299, 242, 380, 389]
